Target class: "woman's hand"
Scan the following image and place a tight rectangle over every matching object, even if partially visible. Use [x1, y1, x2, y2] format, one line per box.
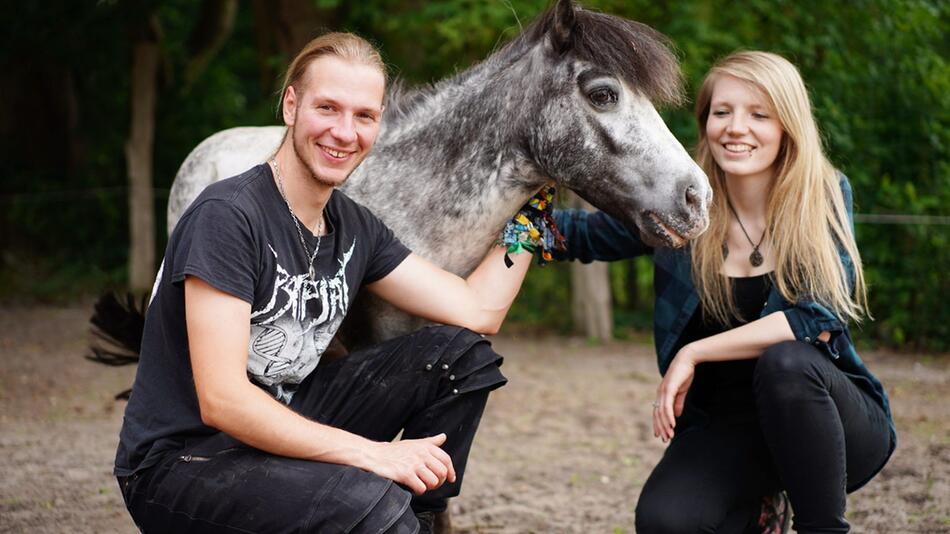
[653, 345, 699, 442]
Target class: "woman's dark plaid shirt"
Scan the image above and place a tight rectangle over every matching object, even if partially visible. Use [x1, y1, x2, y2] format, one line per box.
[553, 175, 895, 449]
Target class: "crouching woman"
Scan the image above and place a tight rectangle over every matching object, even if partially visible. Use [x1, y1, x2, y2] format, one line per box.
[555, 51, 895, 533]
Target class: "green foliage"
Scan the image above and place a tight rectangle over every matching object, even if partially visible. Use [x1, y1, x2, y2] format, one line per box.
[507, 262, 573, 330]
[1, 0, 946, 349]
[347, 0, 549, 83]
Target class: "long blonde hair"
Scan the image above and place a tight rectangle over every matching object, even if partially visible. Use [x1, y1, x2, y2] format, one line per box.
[691, 51, 869, 324]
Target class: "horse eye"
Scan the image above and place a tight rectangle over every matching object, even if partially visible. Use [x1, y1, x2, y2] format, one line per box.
[588, 87, 618, 108]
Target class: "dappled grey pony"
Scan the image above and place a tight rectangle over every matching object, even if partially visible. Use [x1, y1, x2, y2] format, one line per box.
[161, 0, 710, 347]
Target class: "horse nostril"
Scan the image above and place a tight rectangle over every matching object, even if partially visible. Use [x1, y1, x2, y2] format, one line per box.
[684, 185, 701, 210]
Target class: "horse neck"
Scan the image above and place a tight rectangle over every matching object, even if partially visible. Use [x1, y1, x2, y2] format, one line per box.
[377, 43, 544, 178]
[346, 45, 551, 275]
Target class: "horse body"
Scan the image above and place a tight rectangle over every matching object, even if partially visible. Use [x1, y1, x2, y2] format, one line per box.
[166, 0, 712, 343]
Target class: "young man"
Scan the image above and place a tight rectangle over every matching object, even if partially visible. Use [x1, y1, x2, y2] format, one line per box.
[114, 33, 532, 533]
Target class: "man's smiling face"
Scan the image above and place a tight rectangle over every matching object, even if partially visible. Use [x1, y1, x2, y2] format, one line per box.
[283, 55, 386, 188]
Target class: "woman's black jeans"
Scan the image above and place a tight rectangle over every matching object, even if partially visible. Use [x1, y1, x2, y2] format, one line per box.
[117, 325, 506, 534]
[635, 341, 893, 534]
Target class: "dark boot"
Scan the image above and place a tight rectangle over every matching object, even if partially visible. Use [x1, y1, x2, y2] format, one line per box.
[415, 509, 452, 534]
[415, 511, 435, 534]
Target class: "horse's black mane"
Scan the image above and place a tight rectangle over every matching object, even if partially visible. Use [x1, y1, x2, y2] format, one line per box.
[525, 5, 684, 106]
[384, 1, 683, 123]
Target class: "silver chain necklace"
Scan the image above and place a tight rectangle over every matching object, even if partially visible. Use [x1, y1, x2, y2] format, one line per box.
[725, 198, 766, 267]
[270, 159, 325, 280]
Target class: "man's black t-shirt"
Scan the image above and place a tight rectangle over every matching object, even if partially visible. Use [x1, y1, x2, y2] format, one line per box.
[115, 164, 410, 477]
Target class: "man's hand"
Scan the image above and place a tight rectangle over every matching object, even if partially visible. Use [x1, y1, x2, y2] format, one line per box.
[653, 346, 697, 443]
[361, 434, 456, 495]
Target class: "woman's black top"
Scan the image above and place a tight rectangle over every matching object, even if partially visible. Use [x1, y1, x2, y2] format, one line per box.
[675, 273, 772, 419]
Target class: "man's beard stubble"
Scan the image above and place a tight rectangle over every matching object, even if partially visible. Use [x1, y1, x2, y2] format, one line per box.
[292, 132, 340, 189]
[290, 127, 360, 189]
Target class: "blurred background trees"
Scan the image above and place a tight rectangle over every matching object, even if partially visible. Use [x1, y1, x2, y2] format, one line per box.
[1, 0, 946, 350]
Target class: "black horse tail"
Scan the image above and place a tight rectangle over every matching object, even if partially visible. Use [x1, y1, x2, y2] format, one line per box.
[87, 292, 148, 399]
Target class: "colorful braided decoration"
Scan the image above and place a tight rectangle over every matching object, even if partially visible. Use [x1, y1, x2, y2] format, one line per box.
[497, 186, 567, 267]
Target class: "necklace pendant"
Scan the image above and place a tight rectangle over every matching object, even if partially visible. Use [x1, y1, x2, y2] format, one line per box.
[749, 248, 764, 267]
[309, 266, 316, 280]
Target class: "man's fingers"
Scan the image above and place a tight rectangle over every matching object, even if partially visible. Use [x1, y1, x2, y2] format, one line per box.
[430, 447, 456, 483]
[416, 466, 440, 491]
[447, 458, 456, 484]
[394, 437, 454, 492]
[402, 474, 427, 496]
[424, 455, 448, 484]
[418, 434, 454, 483]
[425, 433, 447, 446]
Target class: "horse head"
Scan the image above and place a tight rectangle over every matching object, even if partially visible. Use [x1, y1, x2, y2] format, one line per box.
[522, 0, 711, 247]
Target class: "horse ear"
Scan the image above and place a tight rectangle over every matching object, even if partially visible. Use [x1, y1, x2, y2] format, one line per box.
[549, 0, 576, 54]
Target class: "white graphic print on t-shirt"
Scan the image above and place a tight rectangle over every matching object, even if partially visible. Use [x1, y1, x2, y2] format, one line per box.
[247, 239, 355, 403]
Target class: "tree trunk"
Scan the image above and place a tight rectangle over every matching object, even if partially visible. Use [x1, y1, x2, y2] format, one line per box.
[252, 0, 346, 97]
[183, 0, 238, 90]
[568, 193, 613, 341]
[125, 18, 160, 292]
[251, 0, 278, 94]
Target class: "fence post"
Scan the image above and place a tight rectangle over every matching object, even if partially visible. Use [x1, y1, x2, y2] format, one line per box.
[567, 192, 612, 341]
[126, 15, 160, 292]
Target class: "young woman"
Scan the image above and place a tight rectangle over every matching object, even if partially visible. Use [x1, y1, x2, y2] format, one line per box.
[555, 51, 895, 533]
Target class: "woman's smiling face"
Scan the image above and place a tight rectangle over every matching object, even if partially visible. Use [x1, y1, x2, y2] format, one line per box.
[705, 75, 784, 182]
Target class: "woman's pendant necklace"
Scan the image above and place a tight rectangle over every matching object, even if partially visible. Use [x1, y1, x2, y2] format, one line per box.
[749, 247, 764, 267]
[726, 199, 766, 267]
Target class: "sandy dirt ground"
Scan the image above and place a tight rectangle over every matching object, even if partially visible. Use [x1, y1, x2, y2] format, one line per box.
[0, 303, 947, 533]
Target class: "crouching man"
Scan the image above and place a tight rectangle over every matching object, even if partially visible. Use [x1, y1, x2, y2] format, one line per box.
[114, 32, 532, 534]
